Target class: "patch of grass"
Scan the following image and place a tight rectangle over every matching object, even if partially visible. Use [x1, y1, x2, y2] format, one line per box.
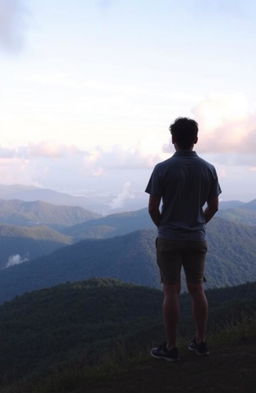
[1, 316, 256, 393]
[208, 313, 256, 347]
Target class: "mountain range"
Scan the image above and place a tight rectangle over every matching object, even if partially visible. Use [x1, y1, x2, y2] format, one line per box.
[63, 200, 256, 241]
[0, 216, 255, 303]
[0, 184, 134, 214]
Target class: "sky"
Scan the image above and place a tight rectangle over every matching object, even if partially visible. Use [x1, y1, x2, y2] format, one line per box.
[0, 0, 255, 212]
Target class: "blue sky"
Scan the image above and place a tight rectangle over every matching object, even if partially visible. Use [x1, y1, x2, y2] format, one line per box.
[0, 0, 255, 211]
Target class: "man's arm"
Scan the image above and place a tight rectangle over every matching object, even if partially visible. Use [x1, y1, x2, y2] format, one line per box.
[203, 196, 219, 223]
[148, 195, 161, 227]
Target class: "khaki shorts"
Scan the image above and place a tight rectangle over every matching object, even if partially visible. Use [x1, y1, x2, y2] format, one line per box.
[156, 238, 207, 284]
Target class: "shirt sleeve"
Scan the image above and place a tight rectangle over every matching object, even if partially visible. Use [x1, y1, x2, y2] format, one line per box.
[208, 166, 222, 200]
[145, 165, 163, 196]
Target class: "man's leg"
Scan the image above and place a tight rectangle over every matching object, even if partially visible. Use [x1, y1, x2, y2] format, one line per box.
[187, 282, 208, 343]
[163, 282, 181, 348]
[183, 241, 208, 343]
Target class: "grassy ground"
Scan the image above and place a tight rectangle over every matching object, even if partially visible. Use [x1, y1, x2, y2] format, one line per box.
[1, 319, 256, 393]
[82, 339, 256, 393]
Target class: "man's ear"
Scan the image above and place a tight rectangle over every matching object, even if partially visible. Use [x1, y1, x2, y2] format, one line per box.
[171, 135, 175, 144]
[194, 136, 198, 144]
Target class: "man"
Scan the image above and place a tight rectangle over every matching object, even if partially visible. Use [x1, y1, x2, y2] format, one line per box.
[145, 117, 221, 361]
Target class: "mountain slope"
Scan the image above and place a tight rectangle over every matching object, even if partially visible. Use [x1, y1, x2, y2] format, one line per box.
[64, 199, 256, 241]
[63, 208, 152, 239]
[0, 229, 159, 302]
[0, 279, 162, 378]
[218, 199, 256, 225]
[0, 224, 73, 269]
[0, 184, 106, 212]
[0, 199, 100, 229]
[0, 217, 255, 302]
[0, 223, 72, 242]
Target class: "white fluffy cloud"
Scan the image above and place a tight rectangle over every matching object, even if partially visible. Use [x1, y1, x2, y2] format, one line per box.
[110, 181, 134, 209]
[83, 145, 163, 173]
[6, 254, 29, 268]
[192, 94, 256, 154]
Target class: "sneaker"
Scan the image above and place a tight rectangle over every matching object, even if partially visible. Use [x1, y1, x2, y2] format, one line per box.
[151, 342, 179, 361]
[188, 337, 209, 356]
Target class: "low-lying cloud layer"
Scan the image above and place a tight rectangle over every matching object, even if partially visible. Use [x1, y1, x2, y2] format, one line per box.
[0, 143, 163, 169]
[0, 94, 255, 204]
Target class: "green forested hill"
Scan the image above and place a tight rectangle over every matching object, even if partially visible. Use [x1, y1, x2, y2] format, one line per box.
[0, 279, 162, 379]
[0, 278, 255, 390]
[0, 199, 100, 229]
[0, 217, 255, 302]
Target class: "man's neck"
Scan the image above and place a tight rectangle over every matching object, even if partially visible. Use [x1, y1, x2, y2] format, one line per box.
[174, 144, 194, 152]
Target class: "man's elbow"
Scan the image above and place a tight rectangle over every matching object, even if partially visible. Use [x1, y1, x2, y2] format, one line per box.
[148, 206, 156, 217]
[212, 205, 218, 214]
[207, 197, 219, 214]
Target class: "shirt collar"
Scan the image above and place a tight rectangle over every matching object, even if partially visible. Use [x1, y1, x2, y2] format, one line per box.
[173, 150, 198, 157]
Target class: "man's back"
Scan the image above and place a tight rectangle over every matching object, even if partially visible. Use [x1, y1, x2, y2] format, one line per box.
[145, 150, 221, 240]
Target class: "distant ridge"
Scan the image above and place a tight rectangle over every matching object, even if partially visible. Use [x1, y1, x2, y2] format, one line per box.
[0, 184, 103, 212]
[219, 200, 244, 210]
[0, 198, 100, 229]
[218, 199, 256, 226]
[64, 208, 152, 239]
[0, 223, 72, 242]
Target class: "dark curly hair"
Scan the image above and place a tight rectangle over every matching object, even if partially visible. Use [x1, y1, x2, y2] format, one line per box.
[169, 117, 198, 149]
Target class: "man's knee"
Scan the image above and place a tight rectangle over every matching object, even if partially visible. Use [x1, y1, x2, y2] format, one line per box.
[163, 282, 181, 296]
[187, 282, 205, 297]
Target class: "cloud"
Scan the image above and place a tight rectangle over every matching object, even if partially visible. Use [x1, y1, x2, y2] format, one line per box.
[110, 181, 134, 209]
[5, 253, 29, 268]
[0, 142, 162, 170]
[26, 142, 84, 158]
[192, 94, 256, 154]
[0, 143, 85, 159]
[0, 157, 31, 184]
[83, 145, 164, 173]
[0, 0, 27, 51]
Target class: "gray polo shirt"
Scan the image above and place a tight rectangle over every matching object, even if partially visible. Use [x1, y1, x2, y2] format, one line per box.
[145, 150, 221, 241]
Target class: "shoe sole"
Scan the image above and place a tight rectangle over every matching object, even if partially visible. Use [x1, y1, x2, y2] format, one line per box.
[150, 352, 179, 362]
[188, 346, 209, 356]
